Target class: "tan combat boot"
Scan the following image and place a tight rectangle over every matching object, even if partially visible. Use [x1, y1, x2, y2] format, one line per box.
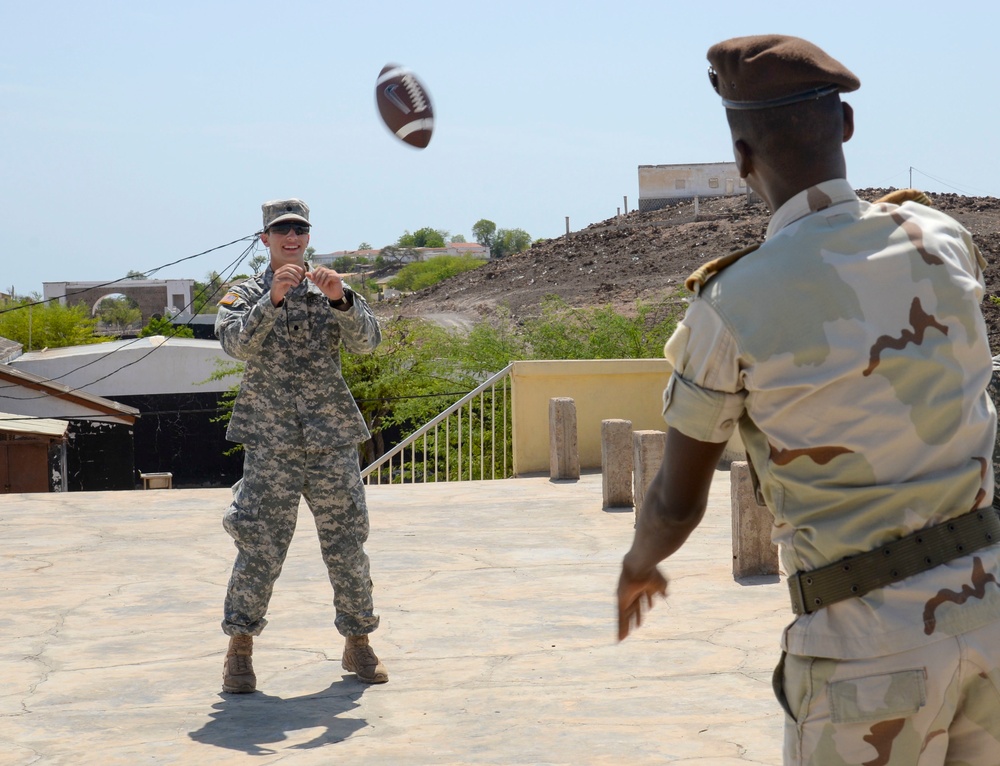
[222, 634, 256, 693]
[342, 634, 388, 684]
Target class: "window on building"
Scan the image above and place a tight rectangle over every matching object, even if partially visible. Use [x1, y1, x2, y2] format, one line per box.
[708, 177, 720, 189]
[738, 178, 747, 188]
[675, 179, 686, 190]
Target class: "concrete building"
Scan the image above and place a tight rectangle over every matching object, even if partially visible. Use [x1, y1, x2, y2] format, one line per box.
[10, 336, 243, 488]
[638, 162, 747, 211]
[43, 278, 197, 324]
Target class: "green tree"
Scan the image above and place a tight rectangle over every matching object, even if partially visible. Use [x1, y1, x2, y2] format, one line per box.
[97, 296, 142, 334]
[454, 305, 528, 375]
[358, 241, 373, 251]
[0, 298, 111, 349]
[332, 255, 359, 272]
[342, 317, 466, 463]
[397, 227, 447, 248]
[450, 234, 466, 244]
[472, 219, 497, 254]
[125, 270, 147, 280]
[378, 245, 417, 267]
[192, 271, 224, 315]
[248, 253, 267, 273]
[138, 315, 195, 338]
[495, 228, 532, 257]
[387, 255, 486, 292]
[522, 295, 681, 360]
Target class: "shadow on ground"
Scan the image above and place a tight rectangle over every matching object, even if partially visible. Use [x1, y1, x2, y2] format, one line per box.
[189, 680, 367, 755]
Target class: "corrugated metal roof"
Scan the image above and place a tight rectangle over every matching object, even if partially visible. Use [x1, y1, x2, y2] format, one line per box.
[0, 411, 68, 439]
[0, 365, 139, 422]
[15, 335, 221, 361]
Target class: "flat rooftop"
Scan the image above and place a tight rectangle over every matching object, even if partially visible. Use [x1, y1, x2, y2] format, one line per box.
[2, 471, 788, 765]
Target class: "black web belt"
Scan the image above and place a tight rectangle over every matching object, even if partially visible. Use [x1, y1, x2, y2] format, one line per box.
[788, 507, 1000, 616]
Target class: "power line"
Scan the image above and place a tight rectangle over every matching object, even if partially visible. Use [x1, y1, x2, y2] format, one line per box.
[908, 167, 996, 198]
[0, 238, 257, 403]
[0, 232, 260, 316]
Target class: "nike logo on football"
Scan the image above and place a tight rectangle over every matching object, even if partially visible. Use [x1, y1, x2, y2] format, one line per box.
[383, 84, 411, 114]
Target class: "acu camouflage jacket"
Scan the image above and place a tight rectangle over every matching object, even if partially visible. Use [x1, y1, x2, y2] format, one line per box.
[215, 268, 382, 449]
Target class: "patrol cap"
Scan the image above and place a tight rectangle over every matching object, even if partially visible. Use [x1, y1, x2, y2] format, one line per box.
[707, 35, 860, 111]
[261, 198, 311, 230]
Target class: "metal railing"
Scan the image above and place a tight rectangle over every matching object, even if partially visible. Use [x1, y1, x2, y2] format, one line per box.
[361, 363, 514, 485]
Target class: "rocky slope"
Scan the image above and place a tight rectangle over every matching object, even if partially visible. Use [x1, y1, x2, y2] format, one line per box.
[389, 190, 1000, 351]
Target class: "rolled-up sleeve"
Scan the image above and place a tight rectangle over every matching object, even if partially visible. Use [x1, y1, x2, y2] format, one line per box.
[661, 298, 747, 444]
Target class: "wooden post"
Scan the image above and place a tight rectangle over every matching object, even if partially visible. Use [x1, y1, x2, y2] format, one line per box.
[601, 419, 633, 508]
[730, 461, 778, 577]
[549, 397, 580, 480]
[632, 430, 666, 522]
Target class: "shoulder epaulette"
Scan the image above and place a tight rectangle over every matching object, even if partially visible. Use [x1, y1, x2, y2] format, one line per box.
[684, 243, 761, 295]
[874, 188, 931, 207]
[685, 189, 936, 296]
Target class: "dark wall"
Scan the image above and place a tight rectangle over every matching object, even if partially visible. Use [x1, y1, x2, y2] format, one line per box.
[66, 421, 135, 491]
[112, 391, 243, 488]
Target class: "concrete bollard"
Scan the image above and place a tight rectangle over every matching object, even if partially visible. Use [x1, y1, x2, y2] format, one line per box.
[730, 460, 779, 577]
[601, 419, 633, 508]
[548, 397, 580, 480]
[632, 430, 666, 522]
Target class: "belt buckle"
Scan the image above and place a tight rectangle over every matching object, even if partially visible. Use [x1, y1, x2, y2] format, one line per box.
[788, 571, 806, 615]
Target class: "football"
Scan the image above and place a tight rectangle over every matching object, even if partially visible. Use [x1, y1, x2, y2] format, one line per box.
[375, 63, 434, 149]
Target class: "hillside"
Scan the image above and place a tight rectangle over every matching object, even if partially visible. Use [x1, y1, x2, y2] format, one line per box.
[389, 189, 1000, 352]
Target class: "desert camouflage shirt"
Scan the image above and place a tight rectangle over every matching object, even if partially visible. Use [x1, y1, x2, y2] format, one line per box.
[215, 268, 381, 449]
[663, 179, 1000, 659]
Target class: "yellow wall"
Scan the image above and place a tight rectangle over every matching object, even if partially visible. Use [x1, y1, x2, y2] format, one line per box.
[511, 359, 673, 475]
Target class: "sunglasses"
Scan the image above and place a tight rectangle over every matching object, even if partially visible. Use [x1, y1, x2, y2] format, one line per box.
[268, 222, 311, 236]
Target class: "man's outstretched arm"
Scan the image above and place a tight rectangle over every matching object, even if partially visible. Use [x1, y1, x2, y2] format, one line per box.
[617, 428, 727, 640]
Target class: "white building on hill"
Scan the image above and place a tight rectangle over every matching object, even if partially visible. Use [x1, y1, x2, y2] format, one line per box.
[638, 162, 747, 212]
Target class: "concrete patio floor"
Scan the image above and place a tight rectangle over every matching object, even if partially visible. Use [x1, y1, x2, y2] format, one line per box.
[0, 470, 790, 765]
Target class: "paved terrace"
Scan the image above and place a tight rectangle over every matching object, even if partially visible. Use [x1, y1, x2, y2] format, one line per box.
[1, 471, 789, 765]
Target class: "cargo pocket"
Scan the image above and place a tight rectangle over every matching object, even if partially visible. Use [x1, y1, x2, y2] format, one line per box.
[223, 478, 262, 541]
[828, 668, 926, 724]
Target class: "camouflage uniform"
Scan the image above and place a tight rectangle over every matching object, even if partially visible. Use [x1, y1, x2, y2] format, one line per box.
[663, 179, 1000, 763]
[215, 269, 382, 638]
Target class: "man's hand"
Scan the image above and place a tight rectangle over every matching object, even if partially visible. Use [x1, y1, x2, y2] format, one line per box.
[270, 264, 305, 306]
[617, 557, 668, 641]
[614, 428, 727, 642]
[307, 266, 346, 302]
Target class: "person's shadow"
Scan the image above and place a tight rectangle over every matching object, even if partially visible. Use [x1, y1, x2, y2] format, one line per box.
[189, 679, 368, 755]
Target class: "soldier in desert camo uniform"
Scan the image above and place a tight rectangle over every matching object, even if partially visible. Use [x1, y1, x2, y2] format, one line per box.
[617, 35, 1000, 765]
[215, 199, 387, 692]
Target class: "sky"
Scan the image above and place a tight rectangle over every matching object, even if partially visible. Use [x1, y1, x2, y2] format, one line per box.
[2, 1, 998, 296]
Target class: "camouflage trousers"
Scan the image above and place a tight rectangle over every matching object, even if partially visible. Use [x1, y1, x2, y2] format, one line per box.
[775, 618, 1000, 765]
[222, 442, 379, 638]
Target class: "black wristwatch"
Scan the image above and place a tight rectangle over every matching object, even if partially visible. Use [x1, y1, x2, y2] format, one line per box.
[330, 292, 350, 310]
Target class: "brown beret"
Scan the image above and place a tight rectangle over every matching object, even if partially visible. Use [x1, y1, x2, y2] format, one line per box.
[707, 35, 859, 110]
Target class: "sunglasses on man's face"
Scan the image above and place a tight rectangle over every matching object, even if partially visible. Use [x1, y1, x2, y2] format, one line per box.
[268, 223, 311, 236]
